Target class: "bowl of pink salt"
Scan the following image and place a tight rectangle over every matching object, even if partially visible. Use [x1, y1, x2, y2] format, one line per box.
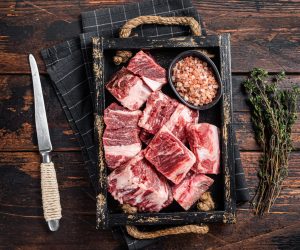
[168, 50, 223, 110]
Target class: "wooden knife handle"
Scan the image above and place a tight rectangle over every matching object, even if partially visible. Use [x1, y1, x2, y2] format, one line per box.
[41, 162, 62, 221]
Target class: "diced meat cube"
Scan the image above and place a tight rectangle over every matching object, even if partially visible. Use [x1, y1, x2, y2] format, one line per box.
[172, 172, 214, 210]
[139, 128, 153, 145]
[106, 67, 151, 110]
[104, 103, 142, 130]
[186, 123, 220, 174]
[103, 103, 142, 169]
[108, 152, 173, 212]
[165, 103, 199, 143]
[127, 51, 167, 91]
[145, 126, 196, 184]
[138, 91, 179, 134]
[103, 127, 142, 169]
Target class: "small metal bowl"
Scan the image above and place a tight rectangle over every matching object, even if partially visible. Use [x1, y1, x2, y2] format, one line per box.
[168, 50, 223, 110]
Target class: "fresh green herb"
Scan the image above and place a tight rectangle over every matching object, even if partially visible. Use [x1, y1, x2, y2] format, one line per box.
[243, 68, 299, 216]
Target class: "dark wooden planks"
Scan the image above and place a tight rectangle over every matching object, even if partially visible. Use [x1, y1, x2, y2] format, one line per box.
[1, 146, 298, 209]
[234, 111, 300, 151]
[0, 0, 299, 249]
[0, 1, 299, 73]
[0, 74, 79, 151]
[7, 0, 300, 14]
[195, 1, 300, 73]
[232, 75, 300, 112]
[0, 151, 299, 249]
[153, 220, 300, 250]
[1, 74, 298, 151]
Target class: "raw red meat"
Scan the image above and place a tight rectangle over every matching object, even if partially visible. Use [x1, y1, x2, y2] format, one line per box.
[164, 103, 199, 143]
[186, 123, 220, 174]
[104, 103, 142, 130]
[139, 129, 153, 145]
[106, 67, 151, 110]
[127, 51, 167, 91]
[145, 126, 196, 184]
[108, 152, 173, 212]
[138, 91, 179, 134]
[103, 127, 142, 168]
[172, 172, 214, 210]
[103, 103, 142, 169]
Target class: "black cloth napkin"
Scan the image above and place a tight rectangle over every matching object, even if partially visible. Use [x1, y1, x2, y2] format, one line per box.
[41, 0, 249, 249]
[234, 132, 250, 202]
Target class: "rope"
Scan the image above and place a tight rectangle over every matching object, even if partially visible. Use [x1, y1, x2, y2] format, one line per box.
[119, 16, 201, 38]
[122, 191, 213, 240]
[197, 192, 215, 211]
[113, 16, 202, 65]
[126, 224, 209, 239]
[113, 51, 133, 65]
[41, 162, 62, 221]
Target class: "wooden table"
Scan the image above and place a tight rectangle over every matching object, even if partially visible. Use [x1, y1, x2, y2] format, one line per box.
[0, 1, 299, 249]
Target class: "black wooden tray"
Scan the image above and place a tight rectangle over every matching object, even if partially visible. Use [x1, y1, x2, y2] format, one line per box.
[92, 34, 236, 229]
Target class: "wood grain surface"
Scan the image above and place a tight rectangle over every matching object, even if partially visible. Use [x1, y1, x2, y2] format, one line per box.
[0, 0, 299, 249]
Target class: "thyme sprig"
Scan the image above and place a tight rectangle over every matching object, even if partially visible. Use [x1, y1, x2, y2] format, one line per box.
[243, 68, 299, 216]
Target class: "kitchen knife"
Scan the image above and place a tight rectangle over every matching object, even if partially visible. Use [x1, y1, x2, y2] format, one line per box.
[29, 54, 62, 231]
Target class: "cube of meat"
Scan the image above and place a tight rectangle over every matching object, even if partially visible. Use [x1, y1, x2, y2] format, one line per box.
[164, 103, 199, 143]
[138, 91, 179, 134]
[186, 123, 220, 174]
[108, 152, 173, 212]
[172, 172, 214, 210]
[106, 67, 151, 110]
[103, 103, 142, 169]
[127, 50, 167, 91]
[145, 126, 196, 184]
[104, 103, 142, 130]
[103, 127, 142, 169]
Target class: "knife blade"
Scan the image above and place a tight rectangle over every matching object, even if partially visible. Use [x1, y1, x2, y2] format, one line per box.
[30, 54, 53, 155]
[29, 54, 62, 231]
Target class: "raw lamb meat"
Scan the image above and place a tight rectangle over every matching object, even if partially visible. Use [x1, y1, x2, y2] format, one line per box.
[103, 103, 142, 169]
[138, 91, 179, 134]
[165, 103, 199, 142]
[139, 129, 153, 145]
[106, 67, 151, 110]
[127, 51, 167, 91]
[186, 123, 220, 174]
[108, 152, 173, 212]
[103, 127, 142, 169]
[145, 126, 196, 184]
[104, 103, 142, 130]
[172, 172, 214, 210]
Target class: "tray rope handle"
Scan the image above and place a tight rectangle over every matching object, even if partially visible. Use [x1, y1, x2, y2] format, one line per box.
[113, 16, 202, 65]
[123, 192, 214, 239]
